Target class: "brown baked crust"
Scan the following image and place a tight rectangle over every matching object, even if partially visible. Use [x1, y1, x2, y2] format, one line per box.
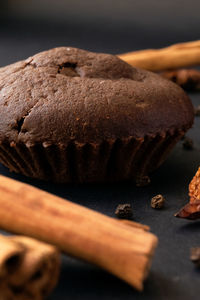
[0, 47, 194, 146]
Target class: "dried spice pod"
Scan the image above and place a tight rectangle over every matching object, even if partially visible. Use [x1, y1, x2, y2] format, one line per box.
[161, 69, 200, 91]
[175, 201, 200, 220]
[175, 167, 200, 219]
[189, 167, 200, 203]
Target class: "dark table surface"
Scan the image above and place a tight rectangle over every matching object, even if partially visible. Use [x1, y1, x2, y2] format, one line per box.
[0, 17, 200, 300]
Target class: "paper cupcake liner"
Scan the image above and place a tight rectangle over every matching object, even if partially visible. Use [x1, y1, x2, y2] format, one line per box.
[0, 129, 185, 183]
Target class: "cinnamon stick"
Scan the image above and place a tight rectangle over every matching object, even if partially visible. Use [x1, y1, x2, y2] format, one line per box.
[0, 235, 60, 300]
[118, 40, 200, 71]
[0, 175, 158, 291]
[119, 219, 150, 231]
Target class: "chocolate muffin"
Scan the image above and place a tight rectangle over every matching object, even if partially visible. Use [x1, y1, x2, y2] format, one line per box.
[0, 47, 194, 183]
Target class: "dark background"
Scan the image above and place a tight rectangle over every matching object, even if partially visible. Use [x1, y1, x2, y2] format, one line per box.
[0, 1, 200, 299]
[1, 0, 200, 64]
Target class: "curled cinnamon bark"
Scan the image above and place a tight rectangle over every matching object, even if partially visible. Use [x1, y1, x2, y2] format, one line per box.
[175, 167, 200, 219]
[0, 235, 60, 300]
[161, 69, 200, 91]
[0, 235, 24, 278]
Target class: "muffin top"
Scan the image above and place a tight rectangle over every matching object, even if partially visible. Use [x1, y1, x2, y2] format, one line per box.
[0, 47, 194, 145]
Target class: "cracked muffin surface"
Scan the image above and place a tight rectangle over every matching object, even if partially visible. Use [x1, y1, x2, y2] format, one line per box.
[0, 47, 194, 145]
[0, 47, 194, 182]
